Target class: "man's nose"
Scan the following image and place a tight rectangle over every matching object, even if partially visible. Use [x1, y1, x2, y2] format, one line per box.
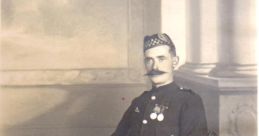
[152, 60, 158, 70]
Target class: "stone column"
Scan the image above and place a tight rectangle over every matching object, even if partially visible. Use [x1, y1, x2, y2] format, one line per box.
[210, 0, 257, 78]
[178, 0, 218, 75]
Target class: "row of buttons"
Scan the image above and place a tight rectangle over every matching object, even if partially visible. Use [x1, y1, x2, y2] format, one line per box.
[140, 89, 180, 136]
[142, 95, 156, 124]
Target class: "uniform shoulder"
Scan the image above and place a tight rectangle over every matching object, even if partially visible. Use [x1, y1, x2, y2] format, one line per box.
[138, 90, 150, 97]
[132, 90, 150, 102]
[179, 87, 195, 95]
[176, 87, 205, 109]
[178, 86, 202, 99]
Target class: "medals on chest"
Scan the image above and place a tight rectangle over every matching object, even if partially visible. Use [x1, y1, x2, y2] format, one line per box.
[150, 104, 168, 121]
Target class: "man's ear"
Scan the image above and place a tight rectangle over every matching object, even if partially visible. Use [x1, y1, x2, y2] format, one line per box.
[172, 56, 179, 66]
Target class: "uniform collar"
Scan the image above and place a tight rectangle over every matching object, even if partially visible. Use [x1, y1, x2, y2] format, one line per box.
[151, 81, 179, 93]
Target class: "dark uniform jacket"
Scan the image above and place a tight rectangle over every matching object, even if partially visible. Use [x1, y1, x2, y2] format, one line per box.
[111, 82, 208, 136]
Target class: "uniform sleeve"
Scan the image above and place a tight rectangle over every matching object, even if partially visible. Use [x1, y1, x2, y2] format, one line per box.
[179, 94, 208, 136]
[111, 98, 137, 136]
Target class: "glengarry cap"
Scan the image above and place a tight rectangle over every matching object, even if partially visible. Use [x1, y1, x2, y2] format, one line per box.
[143, 33, 175, 53]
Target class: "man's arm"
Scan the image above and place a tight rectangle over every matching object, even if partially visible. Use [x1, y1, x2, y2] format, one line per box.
[180, 94, 208, 136]
[111, 99, 136, 136]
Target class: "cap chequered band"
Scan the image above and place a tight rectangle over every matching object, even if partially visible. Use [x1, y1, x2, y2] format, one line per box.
[144, 33, 174, 52]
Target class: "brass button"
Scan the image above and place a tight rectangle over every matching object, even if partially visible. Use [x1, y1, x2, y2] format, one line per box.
[151, 96, 156, 100]
[142, 119, 148, 124]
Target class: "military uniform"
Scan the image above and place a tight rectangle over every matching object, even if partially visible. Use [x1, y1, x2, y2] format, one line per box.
[111, 82, 208, 136]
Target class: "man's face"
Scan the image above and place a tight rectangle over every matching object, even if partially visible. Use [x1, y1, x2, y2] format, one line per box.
[144, 45, 178, 87]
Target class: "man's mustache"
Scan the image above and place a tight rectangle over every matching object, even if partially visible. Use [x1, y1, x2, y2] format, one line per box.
[145, 70, 166, 76]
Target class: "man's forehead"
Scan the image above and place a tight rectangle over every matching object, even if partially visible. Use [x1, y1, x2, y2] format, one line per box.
[144, 45, 171, 57]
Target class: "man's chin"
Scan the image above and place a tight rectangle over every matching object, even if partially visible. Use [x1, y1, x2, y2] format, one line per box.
[149, 75, 165, 84]
[149, 74, 173, 86]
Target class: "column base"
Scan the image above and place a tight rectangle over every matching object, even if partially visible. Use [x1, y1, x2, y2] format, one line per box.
[209, 64, 257, 78]
[175, 70, 257, 90]
[175, 67, 257, 136]
[176, 63, 257, 88]
[177, 63, 216, 75]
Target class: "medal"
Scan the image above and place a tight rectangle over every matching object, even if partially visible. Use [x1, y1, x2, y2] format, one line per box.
[153, 104, 161, 113]
[150, 104, 168, 122]
[150, 112, 157, 120]
[157, 113, 164, 121]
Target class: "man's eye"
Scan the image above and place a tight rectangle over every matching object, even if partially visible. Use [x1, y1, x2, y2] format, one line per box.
[145, 58, 152, 64]
[158, 57, 166, 62]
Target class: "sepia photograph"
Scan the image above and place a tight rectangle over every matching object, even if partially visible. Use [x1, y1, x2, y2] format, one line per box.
[0, 0, 257, 136]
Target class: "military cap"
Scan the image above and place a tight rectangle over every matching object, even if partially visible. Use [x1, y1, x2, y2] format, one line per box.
[143, 33, 176, 55]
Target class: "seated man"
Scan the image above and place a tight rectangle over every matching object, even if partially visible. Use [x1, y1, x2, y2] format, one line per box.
[111, 33, 208, 136]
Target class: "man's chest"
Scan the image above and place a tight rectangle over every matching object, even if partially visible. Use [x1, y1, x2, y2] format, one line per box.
[128, 93, 184, 136]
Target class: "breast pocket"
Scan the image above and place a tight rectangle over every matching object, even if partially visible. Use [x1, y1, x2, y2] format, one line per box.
[156, 126, 178, 136]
